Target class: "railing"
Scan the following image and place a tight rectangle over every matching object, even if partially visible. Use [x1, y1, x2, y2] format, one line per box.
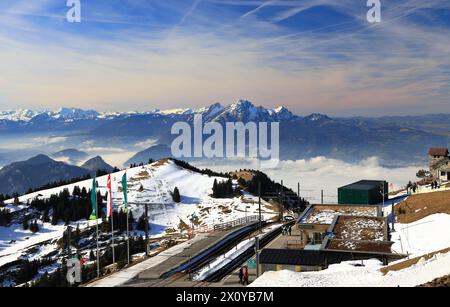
[192, 215, 262, 234]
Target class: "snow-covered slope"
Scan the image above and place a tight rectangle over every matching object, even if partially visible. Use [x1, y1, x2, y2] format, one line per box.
[0, 159, 278, 283]
[250, 252, 450, 287]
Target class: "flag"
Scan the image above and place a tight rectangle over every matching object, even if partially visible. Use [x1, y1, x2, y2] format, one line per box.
[122, 173, 128, 212]
[89, 178, 97, 220]
[107, 174, 113, 218]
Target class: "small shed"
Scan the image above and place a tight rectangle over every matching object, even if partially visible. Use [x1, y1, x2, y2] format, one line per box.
[338, 180, 388, 205]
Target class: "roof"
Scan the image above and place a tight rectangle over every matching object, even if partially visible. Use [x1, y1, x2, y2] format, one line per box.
[325, 239, 393, 254]
[428, 148, 449, 156]
[298, 204, 380, 225]
[339, 180, 386, 191]
[259, 249, 351, 266]
[330, 215, 388, 241]
[322, 215, 393, 254]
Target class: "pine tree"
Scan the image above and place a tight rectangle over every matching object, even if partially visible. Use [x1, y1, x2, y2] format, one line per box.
[89, 250, 95, 261]
[171, 187, 181, 203]
[13, 194, 20, 205]
[51, 213, 58, 226]
[23, 219, 29, 230]
[30, 220, 39, 233]
[136, 213, 147, 232]
[0, 209, 11, 226]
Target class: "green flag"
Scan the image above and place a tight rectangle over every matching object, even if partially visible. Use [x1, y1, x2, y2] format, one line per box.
[122, 173, 128, 212]
[90, 178, 97, 220]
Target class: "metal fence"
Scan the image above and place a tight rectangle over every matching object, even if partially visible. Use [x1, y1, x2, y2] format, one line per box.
[193, 215, 262, 234]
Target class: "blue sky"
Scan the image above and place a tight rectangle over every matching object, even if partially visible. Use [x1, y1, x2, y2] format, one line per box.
[0, 0, 449, 116]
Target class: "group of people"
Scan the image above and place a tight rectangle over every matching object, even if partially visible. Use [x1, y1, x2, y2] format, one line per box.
[430, 181, 440, 190]
[238, 266, 249, 285]
[406, 181, 419, 194]
[407, 180, 442, 194]
[282, 225, 292, 236]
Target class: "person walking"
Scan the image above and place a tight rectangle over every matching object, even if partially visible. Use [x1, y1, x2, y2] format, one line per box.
[243, 266, 249, 285]
[238, 267, 244, 285]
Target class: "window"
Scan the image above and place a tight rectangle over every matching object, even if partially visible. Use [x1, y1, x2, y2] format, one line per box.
[313, 232, 325, 244]
[442, 171, 446, 176]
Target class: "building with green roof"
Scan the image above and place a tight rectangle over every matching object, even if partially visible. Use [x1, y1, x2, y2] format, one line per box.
[338, 180, 388, 205]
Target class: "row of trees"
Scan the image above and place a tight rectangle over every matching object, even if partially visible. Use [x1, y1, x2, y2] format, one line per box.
[29, 187, 105, 226]
[212, 179, 236, 198]
[173, 159, 229, 178]
[23, 220, 40, 233]
[238, 170, 309, 211]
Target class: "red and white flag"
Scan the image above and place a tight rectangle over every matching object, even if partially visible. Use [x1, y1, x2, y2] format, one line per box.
[107, 174, 113, 218]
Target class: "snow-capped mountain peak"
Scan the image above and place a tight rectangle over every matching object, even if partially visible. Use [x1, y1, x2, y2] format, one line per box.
[0, 101, 297, 124]
[196, 102, 225, 120]
[305, 113, 332, 122]
[221, 99, 271, 121]
[53, 107, 99, 121]
[0, 109, 39, 122]
[270, 106, 295, 120]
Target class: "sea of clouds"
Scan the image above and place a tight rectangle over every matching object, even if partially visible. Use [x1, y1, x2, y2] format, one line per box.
[194, 157, 423, 204]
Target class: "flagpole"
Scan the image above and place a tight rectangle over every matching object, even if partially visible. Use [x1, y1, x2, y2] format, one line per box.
[123, 172, 130, 266]
[95, 183, 100, 279]
[126, 208, 130, 265]
[109, 175, 116, 264]
[111, 206, 115, 264]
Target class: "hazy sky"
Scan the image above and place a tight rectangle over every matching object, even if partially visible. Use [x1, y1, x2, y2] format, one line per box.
[0, 0, 449, 116]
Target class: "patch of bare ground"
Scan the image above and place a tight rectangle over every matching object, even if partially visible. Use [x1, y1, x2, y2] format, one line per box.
[395, 190, 450, 223]
[153, 158, 171, 167]
[419, 275, 450, 287]
[380, 247, 450, 275]
[231, 171, 255, 182]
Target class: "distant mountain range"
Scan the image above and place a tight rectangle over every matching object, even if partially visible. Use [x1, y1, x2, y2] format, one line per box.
[0, 155, 113, 195]
[1, 100, 449, 167]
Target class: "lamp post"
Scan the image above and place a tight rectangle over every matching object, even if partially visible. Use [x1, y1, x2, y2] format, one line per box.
[381, 182, 395, 232]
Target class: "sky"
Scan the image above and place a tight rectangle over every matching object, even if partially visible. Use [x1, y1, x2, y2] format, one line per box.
[0, 0, 449, 116]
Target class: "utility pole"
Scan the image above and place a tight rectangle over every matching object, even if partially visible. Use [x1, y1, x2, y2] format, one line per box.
[321, 190, 324, 205]
[255, 236, 260, 278]
[280, 180, 284, 220]
[145, 204, 149, 257]
[258, 181, 262, 229]
[66, 226, 72, 258]
[383, 182, 395, 232]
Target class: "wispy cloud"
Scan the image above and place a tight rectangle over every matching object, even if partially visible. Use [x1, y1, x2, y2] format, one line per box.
[0, 0, 449, 116]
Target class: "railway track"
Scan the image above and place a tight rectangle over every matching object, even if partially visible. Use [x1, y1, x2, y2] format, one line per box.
[203, 221, 295, 283]
[130, 221, 292, 287]
[160, 221, 264, 280]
